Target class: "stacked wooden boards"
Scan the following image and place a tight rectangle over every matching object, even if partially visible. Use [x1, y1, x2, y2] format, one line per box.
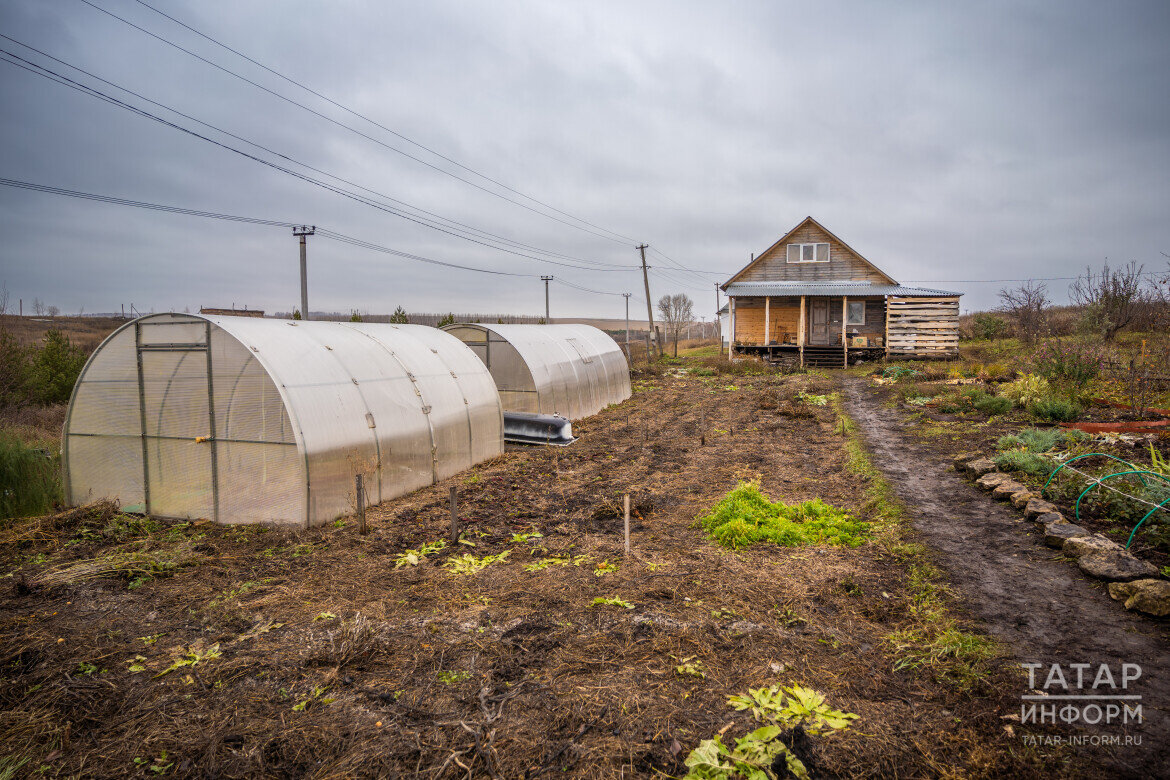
[886, 296, 960, 357]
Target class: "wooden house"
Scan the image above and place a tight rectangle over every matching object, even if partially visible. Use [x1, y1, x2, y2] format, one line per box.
[721, 217, 961, 366]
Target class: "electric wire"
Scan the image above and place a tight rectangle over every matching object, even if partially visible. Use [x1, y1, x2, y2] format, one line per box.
[129, 0, 638, 245]
[0, 34, 636, 272]
[0, 47, 638, 274]
[78, 0, 635, 246]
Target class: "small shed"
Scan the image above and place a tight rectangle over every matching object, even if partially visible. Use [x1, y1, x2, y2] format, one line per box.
[442, 323, 631, 420]
[63, 313, 503, 527]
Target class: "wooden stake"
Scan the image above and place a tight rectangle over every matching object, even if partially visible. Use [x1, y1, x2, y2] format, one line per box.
[449, 486, 459, 543]
[623, 493, 631, 557]
[355, 474, 367, 534]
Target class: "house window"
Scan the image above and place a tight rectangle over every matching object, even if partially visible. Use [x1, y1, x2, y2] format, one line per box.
[786, 243, 829, 263]
[846, 301, 866, 326]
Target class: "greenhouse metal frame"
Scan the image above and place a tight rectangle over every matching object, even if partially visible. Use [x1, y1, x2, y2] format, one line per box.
[63, 313, 503, 527]
[442, 323, 631, 420]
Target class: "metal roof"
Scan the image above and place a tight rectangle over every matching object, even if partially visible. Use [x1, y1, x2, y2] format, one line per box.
[724, 281, 961, 297]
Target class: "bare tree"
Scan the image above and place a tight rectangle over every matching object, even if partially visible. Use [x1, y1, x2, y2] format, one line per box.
[46, 304, 60, 317]
[656, 293, 694, 357]
[32, 297, 44, 316]
[997, 281, 1049, 344]
[0, 282, 8, 317]
[1068, 261, 1145, 341]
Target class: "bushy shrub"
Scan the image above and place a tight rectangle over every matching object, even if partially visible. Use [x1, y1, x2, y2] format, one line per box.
[27, 330, 87, 405]
[698, 481, 869, 549]
[1000, 373, 1052, 408]
[994, 450, 1054, 477]
[997, 427, 1088, 453]
[1029, 397, 1082, 422]
[974, 395, 1013, 416]
[1030, 340, 1104, 389]
[971, 313, 1009, 341]
[0, 432, 62, 517]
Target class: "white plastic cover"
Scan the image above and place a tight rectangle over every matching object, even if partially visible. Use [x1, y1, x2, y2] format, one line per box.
[63, 313, 503, 527]
[442, 323, 631, 420]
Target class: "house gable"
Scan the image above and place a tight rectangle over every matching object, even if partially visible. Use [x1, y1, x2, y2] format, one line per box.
[724, 217, 898, 287]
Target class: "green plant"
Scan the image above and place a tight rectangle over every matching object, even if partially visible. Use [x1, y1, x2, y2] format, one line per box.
[970, 313, 1010, 341]
[1147, 445, 1170, 477]
[509, 530, 543, 543]
[443, 550, 511, 574]
[523, 554, 588, 571]
[593, 559, 618, 576]
[973, 395, 1013, 416]
[392, 538, 448, 568]
[292, 685, 335, 711]
[996, 427, 1087, 453]
[1029, 397, 1081, 422]
[28, 329, 87, 404]
[994, 450, 1053, 477]
[698, 481, 868, 550]
[796, 391, 828, 406]
[0, 432, 61, 517]
[674, 656, 706, 678]
[76, 661, 101, 676]
[154, 644, 222, 678]
[437, 312, 456, 328]
[685, 685, 858, 779]
[591, 596, 634, 609]
[1000, 373, 1051, 408]
[437, 670, 472, 684]
[388, 305, 409, 324]
[1030, 340, 1104, 388]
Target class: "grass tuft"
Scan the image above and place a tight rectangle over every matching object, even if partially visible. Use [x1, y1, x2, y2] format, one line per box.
[697, 481, 868, 550]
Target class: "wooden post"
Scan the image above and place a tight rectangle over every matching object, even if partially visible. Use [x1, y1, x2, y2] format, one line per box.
[842, 296, 848, 368]
[763, 296, 771, 349]
[884, 296, 890, 359]
[449, 486, 459, 543]
[355, 474, 367, 534]
[728, 298, 736, 359]
[623, 494, 631, 557]
[798, 296, 806, 368]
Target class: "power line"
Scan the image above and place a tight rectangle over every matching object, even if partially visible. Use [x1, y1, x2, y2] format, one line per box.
[0, 176, 536, 278]
[129, 0, 637, 245]
[0, 46, 638, 274]
[0, 35, 636, 273]
[77, 0, 636, 247]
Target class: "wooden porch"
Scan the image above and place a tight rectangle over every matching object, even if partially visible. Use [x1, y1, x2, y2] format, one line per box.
[727, 294, 887, 368]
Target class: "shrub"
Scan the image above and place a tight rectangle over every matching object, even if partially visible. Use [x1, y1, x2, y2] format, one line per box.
[994, 450, 1053, 477]
[698, 481, 868, 549]
[971, 313, 1009, 341]
[28, 330, 87, 405]
[1029, 397, 1082, 422]
[0, 432, 61, 517]
[1000, 373, 1051, 408]
[997, 428, 1087, 453]
[1030, 340, 1104, 389]
[974, 395, 1013, 416]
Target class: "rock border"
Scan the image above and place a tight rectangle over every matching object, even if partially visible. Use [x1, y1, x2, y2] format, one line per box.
[952, 452, 1169, 618]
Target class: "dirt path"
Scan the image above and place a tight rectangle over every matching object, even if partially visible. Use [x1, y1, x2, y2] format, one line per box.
[843, 378, 1170, 778]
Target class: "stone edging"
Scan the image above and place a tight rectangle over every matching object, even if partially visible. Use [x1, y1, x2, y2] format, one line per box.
[953, 453, 1170, 618]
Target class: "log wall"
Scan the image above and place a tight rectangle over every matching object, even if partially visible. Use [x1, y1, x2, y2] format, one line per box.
[733, 223, 892, 284]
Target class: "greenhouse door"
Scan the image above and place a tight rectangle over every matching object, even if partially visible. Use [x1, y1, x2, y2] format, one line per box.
[136, 320, 218, 521]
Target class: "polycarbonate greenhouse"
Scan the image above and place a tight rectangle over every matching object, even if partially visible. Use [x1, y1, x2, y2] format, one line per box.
[442, 323, 631, 420]
[63, 313, 503, 527]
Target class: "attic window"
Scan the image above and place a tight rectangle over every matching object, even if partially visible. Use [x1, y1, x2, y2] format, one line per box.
[787, 243, 829, 263]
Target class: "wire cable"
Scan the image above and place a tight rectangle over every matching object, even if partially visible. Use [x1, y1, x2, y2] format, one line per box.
[78, 0, 635, 246]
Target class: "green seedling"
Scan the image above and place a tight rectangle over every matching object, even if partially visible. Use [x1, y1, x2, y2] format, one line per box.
[154, 644, 221, 678]
[591, 596, 634, 610]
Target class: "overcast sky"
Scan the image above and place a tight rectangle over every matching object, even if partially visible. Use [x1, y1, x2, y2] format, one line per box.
[1, 0, 1167, 318]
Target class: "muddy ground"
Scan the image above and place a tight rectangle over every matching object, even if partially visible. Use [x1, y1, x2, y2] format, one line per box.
[0, 368, 1130, 778]
[845, 378, 1170, 777]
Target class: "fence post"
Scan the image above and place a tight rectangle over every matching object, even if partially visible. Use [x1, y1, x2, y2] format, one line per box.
[355, 474, 367, 534]
[624, 493, 631, 557]
[449, 486, 459, 544]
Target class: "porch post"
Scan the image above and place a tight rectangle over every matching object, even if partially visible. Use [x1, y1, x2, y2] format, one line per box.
[764, 296, 771, 349]
[884, 296, 890, 358]
[728, 297, 735, 359]
[842, 296, 848, 368]
[798, 295, 806, 368]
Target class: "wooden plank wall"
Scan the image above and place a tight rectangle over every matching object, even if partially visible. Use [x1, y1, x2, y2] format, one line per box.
[734, 223, 892, 284]
[886, 296, 960, 357]
[732, 299, 800, 344]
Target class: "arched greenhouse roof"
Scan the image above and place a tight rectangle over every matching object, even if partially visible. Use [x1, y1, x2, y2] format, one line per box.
[63, 313, 503, 527]
[441, 323, 631, 420]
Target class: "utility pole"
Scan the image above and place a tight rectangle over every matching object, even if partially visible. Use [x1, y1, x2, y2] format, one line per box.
[540, 276, 553, 322]
[622, 293, 631, 360]
[638, 244, 656, 358]
[293, 225, 315, 320]
[714, 283, 721, 346]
